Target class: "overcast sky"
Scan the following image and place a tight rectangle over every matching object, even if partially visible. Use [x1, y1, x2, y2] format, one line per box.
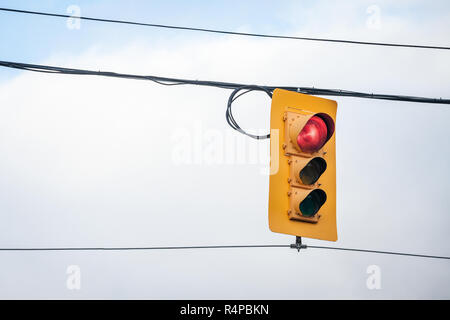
[0, 0, 449, 299]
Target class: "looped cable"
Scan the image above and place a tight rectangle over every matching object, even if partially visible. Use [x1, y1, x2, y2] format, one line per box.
[226, 85, 272, 140]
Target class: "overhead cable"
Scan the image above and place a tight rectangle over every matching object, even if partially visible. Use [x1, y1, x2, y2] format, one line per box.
[1, 7, 449, 50]
[1, 60, 449, 106]
[0, 244, 448, 260]
[1, 60, 450, 139]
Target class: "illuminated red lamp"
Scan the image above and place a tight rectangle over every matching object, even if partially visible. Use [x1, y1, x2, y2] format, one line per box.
[297, 114, 334, 153]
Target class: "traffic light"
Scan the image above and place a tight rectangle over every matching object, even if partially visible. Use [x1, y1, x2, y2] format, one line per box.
[268, 89, 337, 241]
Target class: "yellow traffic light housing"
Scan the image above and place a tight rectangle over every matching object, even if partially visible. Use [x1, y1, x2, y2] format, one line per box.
[268, 89, 337, 241]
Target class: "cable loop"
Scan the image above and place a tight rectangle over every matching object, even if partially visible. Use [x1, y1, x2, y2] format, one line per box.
[226, 86, 272, 140]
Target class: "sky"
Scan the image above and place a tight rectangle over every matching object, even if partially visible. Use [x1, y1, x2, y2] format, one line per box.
[0, 0, 449, 299]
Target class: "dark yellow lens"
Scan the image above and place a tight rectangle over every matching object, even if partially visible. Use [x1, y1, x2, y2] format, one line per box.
[299, 158, 327, 185]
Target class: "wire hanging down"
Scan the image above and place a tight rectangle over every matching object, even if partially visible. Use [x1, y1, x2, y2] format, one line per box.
[226, 86, 273, 140]
[0, 244, 448, 260]
[1, 7, 449, 50]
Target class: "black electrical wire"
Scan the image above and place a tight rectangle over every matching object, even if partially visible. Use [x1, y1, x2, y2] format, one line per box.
[0, 244, 448, 260]
[1, 7, 449, 50]
[2, 60, 448, 105]
[1, 60, 450, 140]
[0, 245, 290, 251]
[226, 86, 273, 140]
[307, 245, 450, 260]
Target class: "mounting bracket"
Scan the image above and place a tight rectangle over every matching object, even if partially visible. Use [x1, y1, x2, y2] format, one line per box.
[290, 236, 307, 252]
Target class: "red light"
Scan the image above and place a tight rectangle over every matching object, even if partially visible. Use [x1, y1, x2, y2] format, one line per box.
[297, 116, 328, 153]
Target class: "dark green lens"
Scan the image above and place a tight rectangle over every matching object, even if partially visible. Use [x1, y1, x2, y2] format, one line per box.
[299, 158, 327, 185]
[299, 190, 327, 217]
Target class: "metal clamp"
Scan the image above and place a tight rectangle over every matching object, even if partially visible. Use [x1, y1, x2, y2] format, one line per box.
[290, 236, 307, 252]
